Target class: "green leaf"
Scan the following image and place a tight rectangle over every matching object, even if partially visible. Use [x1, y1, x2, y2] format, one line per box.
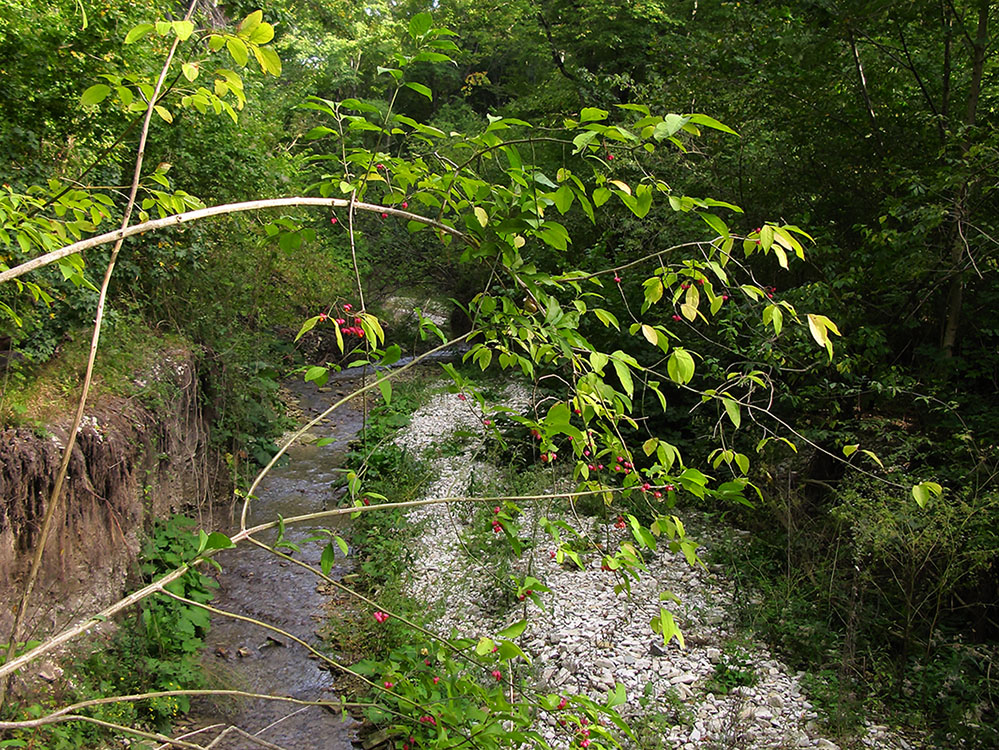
[295, 315, 320, 341]
[124, 23, 155, 44]
[654, 114, 687, 140]
[724, 399, 741, 429]
[226, 37, 249, 66]
[409, 12, 433, 39]
[497, 619, 527, 639]
[181, 63, 199, 82]
[473, 206, 488, 227]
[316, 438, 334, 447]
[238, 10, 263, 34]
[700, 212, 729, 239]
[572, 130, 598, 154]
[554, 184, 574, 214]
[377, 378, 392, 405]
[248, 22, 274, 45]
[475, 637, 495, 656]
[667, 349, 695, 385]
[807, 314, 841, 359]
[843, 444, 859, 457]
[153, 105, 173, 123]
[686, 113, 738, 136]
[606, 683, 627, 708]
[611, 356, 634, 397]
[202, 531, 235, 552]
[321, 542, 336, 576]
[81, 84, 111, 106]
[335, 536, 349, 556]
[256, 46, 282, 76]
[579, 107, 608, 122]
[405, 81, 433, 101]
[305, 365, 328, 387]
[593, 308, 619, 329]
[172, 20, 195, 41]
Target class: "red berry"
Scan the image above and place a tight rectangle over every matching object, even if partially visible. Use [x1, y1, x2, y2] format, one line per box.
[672, 314, 682, 322]
[492, 670, 502, 681]
[330, 216, 338, 224]
[381, 212, 388, 219]
[614, 275, 622, 283]
[402, 201, 408, 209]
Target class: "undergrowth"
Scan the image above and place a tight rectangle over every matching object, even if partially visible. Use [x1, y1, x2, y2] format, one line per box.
[1, 515, 214, 749]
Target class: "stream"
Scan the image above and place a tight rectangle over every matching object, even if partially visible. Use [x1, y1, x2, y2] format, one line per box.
[188, 374, 368, 750]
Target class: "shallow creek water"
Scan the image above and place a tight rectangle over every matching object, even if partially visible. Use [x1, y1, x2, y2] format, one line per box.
[188, 374, 369, 750]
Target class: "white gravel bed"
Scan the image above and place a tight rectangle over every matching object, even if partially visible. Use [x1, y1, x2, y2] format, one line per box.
[394, 380, 913, 750]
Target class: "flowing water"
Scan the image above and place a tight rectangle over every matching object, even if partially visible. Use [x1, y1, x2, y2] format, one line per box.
[189, 375, 369, 750]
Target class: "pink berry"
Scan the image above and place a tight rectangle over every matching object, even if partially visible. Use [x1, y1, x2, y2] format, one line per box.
[672, 314, 682, 321]
[492, 670, 502, 681]
[433, 676, 440, 684]
[381, 212, 388, 219]
[384, 681, 394, 689]
[330, 216, 338, 224]
[614, 275, 622, 283]
[607, 154, 614, 161]
[402, 201, 408, 208]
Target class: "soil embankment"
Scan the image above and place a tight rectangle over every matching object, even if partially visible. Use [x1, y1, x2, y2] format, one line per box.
[0, 349, 222, 646]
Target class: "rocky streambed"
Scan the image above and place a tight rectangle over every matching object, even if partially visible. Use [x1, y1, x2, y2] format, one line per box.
[392, 381, 917, 750]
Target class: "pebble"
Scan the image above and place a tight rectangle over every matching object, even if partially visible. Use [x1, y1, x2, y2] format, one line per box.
[392, 379, 911, 750]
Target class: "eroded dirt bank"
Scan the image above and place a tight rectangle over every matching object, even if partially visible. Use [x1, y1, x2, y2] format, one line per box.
[0, 349, 224, 645]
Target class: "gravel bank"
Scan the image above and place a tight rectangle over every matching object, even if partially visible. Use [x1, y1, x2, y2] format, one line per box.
[394, 381, 914, 750]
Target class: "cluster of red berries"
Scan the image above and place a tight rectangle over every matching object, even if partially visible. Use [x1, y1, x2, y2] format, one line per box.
[491, 507, 503, 533]
[491, 670, 503, 681]
[765, 285, 776, 298]
[586, 462, 606, 472]
[518, 589, 534, 601]
[541, 452, 557, 463]
[373, 611, 389, 623]
[615, 515, 627, 529]
[419, 715, 436, 726]
[613, 456, 633, 474]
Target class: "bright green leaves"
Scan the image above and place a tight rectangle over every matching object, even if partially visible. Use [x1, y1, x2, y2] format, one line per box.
[650, 607, 685, 649]
[80, 84, 111, 106]
[408, 12, 434, 41]
[320, 535, 350, 576]
[196, 530, 235, 555]
[580, 107, 609, 123]
[667, 348, 695, 385]
[912, 481, 943, 509]
[806, 314, 841, 359]
[405, 81, 433, 101]
[124, 19, 194, 45]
